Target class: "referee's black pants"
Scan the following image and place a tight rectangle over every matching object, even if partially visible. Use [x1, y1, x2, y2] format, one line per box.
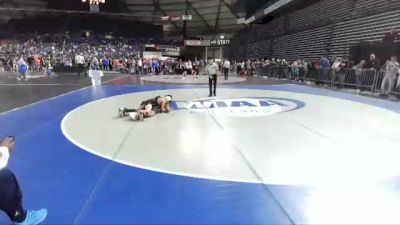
[209, 74, 217, 96]
[0, 168, 26, 223]
[77, 63, 87, 77]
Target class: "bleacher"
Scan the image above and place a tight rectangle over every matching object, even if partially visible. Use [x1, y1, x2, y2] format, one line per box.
[271, 26, 332, 61]
[287, 0, 352, 32]
[257, 17, 286, 40]
[352, 0, 400, 16]
[229, 0, 400, 61]
[246, 40, 272, 59]
[329, 9, 400, 58]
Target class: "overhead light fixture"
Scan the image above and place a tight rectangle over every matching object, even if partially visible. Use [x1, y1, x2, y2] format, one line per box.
[161, 16, 170, 21]
[82, 0, 105, 5]
[181, 15, 192, 21]
[220, 35, 225, 39]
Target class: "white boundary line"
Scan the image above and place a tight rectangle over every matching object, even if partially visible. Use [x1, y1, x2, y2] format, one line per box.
[60, 88, 266, 185]
[0, 75, 130, 116]
[60, 87, 400, 185]
[61, 112, 262, 185]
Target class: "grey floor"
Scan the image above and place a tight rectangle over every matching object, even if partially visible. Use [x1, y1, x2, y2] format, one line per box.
[0, 72, 125, 113]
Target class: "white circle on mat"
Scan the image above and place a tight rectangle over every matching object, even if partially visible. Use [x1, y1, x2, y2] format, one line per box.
[61, 88, 400, 187]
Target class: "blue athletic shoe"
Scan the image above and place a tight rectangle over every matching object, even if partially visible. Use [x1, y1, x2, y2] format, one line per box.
[16, 209, 47, 225]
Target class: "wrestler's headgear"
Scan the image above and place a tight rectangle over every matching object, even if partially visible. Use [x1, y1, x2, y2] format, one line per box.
[165, 95, 173, 102]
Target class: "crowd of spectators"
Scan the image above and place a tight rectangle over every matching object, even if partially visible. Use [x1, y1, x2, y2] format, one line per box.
[0, 34, 210, 79]
[233, 53, 400, 96]
[1, 34, 398, 96]
[0, 34, 141, 74]
[233, 58, 312, 77]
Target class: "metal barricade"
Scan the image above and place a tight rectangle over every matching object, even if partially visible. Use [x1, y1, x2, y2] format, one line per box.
[251, 64, 397, 97]
[258, 66, 264, 76]
[249, 65, 302, 80]
[316, 68, 334, 85]
[258, 65, 267, 77]
[373, 70, 385, 93]
[330, 68, 379, 92]
[265, 66, 272, 77]
[333, 69, 356, 88]
[287, 66, 305, 81]
[259, 66, 270, 77]
[271, 66, 289, 79]
[298, 67, 308, 81]
[271, 66, 279, 78]
[307, 68, 320, 82]
[358, 69, 377, 92]
[304, 68, 378, 93]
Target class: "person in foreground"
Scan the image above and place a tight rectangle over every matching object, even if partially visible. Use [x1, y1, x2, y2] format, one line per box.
[0, 136, 48, 225]
[119, 95, 173, 121]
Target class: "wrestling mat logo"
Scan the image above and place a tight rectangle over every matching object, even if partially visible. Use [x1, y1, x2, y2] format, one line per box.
[172, 97, 305, 117]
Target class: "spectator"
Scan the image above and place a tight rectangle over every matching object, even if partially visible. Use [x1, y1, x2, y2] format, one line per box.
[182, 60, 192, 79]
[291, 60, 300, 82]
[319, 56, 330, 85]
[367, 53, 381, 72]
[0, 136, 48, 225]
[33, 55, 41, 72]
[332, 57, 345, 87]
[383, 28, 399, 44]
[113, 58, 120, 72]
[90, 56, 100, 70]
[353, 60, 366, 92]
[176, 59, 184, 75]
[193, 60, 200, 79]
[17, 57, 28, 81]
[223, 59, 230, 80]
[137, 58, 143, 75]
[75, 53, 86, 77]
[381, 56, 400, 96]
[341, 56, 355, 69]
[44, 57, 55, 79]
[101, 57, 110, 71]
[0, 60, 4, 73]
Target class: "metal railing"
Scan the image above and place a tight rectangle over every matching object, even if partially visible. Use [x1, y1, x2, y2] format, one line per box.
[257, 65, 400, 96]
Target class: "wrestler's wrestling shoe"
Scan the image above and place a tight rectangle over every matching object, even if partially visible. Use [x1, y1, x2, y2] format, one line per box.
[129, 112, 140, 121]
[16, 209, 48, 225]
[139, 112, 145, 121]
[119, 107, 126, 117]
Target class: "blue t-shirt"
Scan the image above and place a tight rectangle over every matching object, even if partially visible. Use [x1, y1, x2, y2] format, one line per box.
[320, 59, 330, 69]
[102, 59, 109, 66]
[19, 64, 28, 74]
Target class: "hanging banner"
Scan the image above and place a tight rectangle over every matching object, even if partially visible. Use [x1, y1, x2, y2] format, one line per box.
[210, 39, 231, 46]
[156, 45, 180, 52]
[184, 40, 230, 47]
[184, 40, 211, 46]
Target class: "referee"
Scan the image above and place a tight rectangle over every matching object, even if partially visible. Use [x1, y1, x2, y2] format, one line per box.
[205, 57, 220, 97]
[0, 136, 47, 225]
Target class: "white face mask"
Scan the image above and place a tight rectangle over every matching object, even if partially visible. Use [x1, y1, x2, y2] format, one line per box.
[165, 96, 172, 102]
